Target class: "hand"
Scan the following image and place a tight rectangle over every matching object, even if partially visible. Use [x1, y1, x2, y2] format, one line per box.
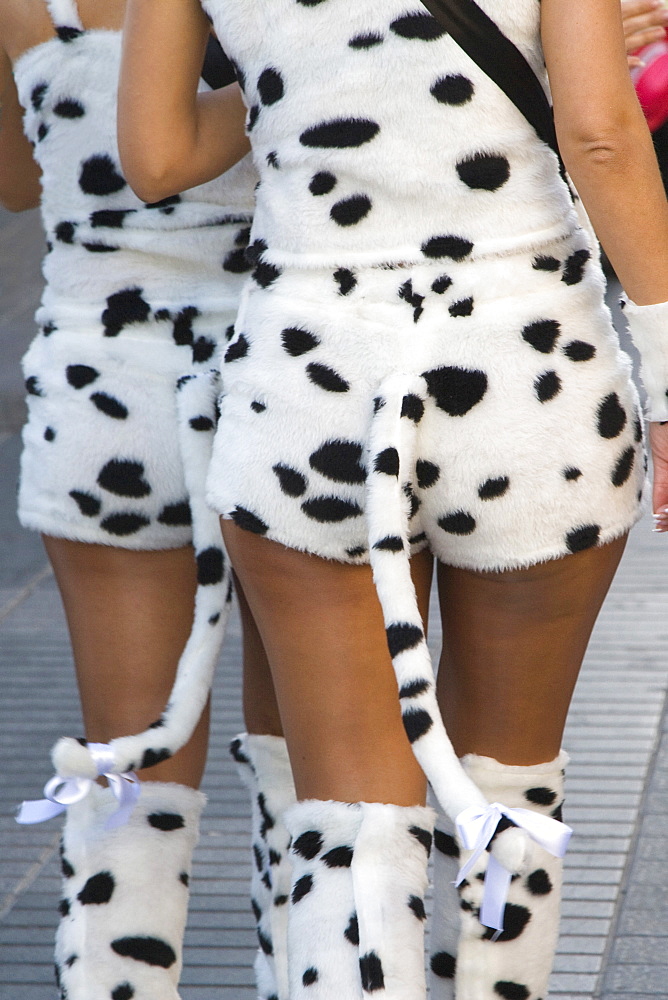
[649, 421, 668, 530]
[622, 0, 668, 66]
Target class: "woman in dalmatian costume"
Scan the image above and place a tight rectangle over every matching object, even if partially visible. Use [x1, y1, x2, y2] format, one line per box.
[98, 0, 668, 997]
[1, 1, 296, 997]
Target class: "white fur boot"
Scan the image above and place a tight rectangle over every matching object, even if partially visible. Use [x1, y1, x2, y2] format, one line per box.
[229, 733, 296, 1000]
[284, 798, 434, 999]
[453, 753, 569, 1000]
[55, 781, 205, 1000]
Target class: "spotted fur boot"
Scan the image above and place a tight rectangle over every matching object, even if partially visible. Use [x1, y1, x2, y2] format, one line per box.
[284, 798, 434, 999]
[452, 753, 569, 1000]
[229, 733, 296, 1000]
[55, 781, 205, 1000]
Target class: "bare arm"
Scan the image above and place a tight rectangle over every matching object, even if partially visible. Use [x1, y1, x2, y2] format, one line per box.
[118, 0, 249, 203]
[543, 0, 668, 521]
[0, 44, 41, 211]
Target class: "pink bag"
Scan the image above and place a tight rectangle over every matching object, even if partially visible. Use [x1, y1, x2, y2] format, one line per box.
[632, 36, 668, 132]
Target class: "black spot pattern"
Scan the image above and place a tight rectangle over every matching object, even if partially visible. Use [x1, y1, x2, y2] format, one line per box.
[421, 235, 473, 260]
[111, 937, 176, 968]
[282, 326, 320, 356]
[90, 393, 128, 420]
[400, 678, 430, 698]
[423, 366, 487, 415]
[349, 33, 384, 48]
[431, 951, 456, 978]
[416, 459, 440, 488]
[434, 829, 460, 858]
[302, 968, 319, 986]
[300, 118, 380, 148]
[54, 99, 85, 119]
[563, 340, 596, 362]
[526, 868, 553, 895]
[231, 506, 269, 534]
[431, 74, 474, 105]
[482, 903, 531, 942]
[565, 524, 600, 552]
[78, 872, 115, 905]
[597, 393, 627, 438]
[302, 496, 363, 522]
[479, 476, 510, 500]
[563, 467, 582, 481]
[456, 153, 510, 191]
[322, 846, 354, 868]
[612, 446, 635, 487]
[111, 986, 135, 1000]
[449, 297, 474, 317]
[196, 546, 225, 585]
[403, 708, 433, 742]
[409, 825, 433, 854]
[562, 249, 591, 285]
[345, 914, 360, 945]
[494, 983, 530, 1000]
[390, 13, 445, 40]
[273, 464, 308, 497]
[310, 171, 337, 195]
[140, 748, 172, 769]
[374, 535, 404, 552]
[31, 83, 48, 111]
[330, 195, 373, 226]
[374, 448, 400, 476]
[102, 288, 151, 337]
[438, 511, 476, 534]
[522, 319, 560, 354]
[291, 874, 314, 904]
[79, 155, 126, 196]
[310, 440, 366, 483]
[408, 895, 427, 920]
[66, 364, 99, 389]
[359, 951, 385, 991]
[334, 268, 357, 295]
[225, 334, 250, 363]
[147, 812, 185, 832]
[292, 831, 324, 860]
[533, 254, 561, 272]
[306, 363, 350, 392]
[535, 371, 562, 403]
[401, 394, 425, 422]
[97, 460, 150, 498]
[386, 622, 424, 657]
[257, 68, 285, 105]
[56, 221, 76, 243]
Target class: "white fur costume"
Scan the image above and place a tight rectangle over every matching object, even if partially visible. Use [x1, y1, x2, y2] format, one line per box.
[15, 0, 256, 549]
[198, 0, 665, 995]
[55, 781, 205, 1000]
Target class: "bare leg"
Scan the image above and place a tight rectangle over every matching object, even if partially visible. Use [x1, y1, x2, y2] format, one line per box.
[222, 522, 433, 806]
[436, 536, 627, 763]
[236, 574, 283, 737]
[43, 536, 207, 787]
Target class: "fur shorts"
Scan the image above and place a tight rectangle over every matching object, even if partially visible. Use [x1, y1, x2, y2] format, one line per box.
[207, 231, 645, 572]
[18, 305, 235, 551]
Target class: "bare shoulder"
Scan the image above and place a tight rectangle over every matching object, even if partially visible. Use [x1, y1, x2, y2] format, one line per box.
[0, 0, 57, 61]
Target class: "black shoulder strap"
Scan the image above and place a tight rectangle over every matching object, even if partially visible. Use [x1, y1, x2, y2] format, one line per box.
[201, 35, 237, 91]
[420, 0, 560, 159]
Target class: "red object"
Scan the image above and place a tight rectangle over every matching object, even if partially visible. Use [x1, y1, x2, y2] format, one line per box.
[632, 38, 668, 132]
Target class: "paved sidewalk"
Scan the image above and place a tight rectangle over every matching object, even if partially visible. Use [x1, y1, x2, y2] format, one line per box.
[1, 209, 667, 999]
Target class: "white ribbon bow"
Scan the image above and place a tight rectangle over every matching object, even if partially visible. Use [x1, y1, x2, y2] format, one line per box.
[455, 802, 572, 934]
[16, 743, 140, 830]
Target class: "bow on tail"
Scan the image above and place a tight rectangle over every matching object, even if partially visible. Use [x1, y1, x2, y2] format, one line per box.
[455, 802, 573, 933]
[16, 743, 140, 830]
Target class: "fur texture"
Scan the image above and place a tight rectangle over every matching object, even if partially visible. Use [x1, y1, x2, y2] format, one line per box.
[428, 804, 460, 1000]
[446, 753, 570, 1000]
[230, 733, 296, 1000]
[622, 299, 668, 421]
[55, 781, 205, 1000]
[284, 799, 434, 999]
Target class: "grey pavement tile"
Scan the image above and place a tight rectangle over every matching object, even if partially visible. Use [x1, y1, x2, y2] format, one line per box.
[561, 900, 616, 919]
[553, 953, 602, 974]
[563, 867, 624, 884]
[617, 909, 668, 936]
[557, 935, 608, 955]
[611, 937, 668, 964]
[603, 964, 668, 993]
[548, 972, 599, 993]
[562, 883, 619, 902]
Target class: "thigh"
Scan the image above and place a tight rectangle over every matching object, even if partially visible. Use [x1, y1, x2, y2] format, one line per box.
[436, 535, 627, 763]
[222, 520, 433, 806]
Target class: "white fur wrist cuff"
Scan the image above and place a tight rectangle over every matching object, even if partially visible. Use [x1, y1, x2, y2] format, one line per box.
[622, 298, 668, 422]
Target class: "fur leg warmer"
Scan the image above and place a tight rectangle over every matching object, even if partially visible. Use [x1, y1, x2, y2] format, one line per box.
[453, 752, 569, 1000]
[284, 798, 434, 999]
[55, 781, 205, 1000]
[230, 733, 296, 1000]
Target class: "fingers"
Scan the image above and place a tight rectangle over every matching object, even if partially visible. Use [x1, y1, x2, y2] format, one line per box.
[622, 0, 668, 55]
[649, 423, 668, 530]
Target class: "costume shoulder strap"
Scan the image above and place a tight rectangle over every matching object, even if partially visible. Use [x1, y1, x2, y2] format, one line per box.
[44, 0, 85, 33]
